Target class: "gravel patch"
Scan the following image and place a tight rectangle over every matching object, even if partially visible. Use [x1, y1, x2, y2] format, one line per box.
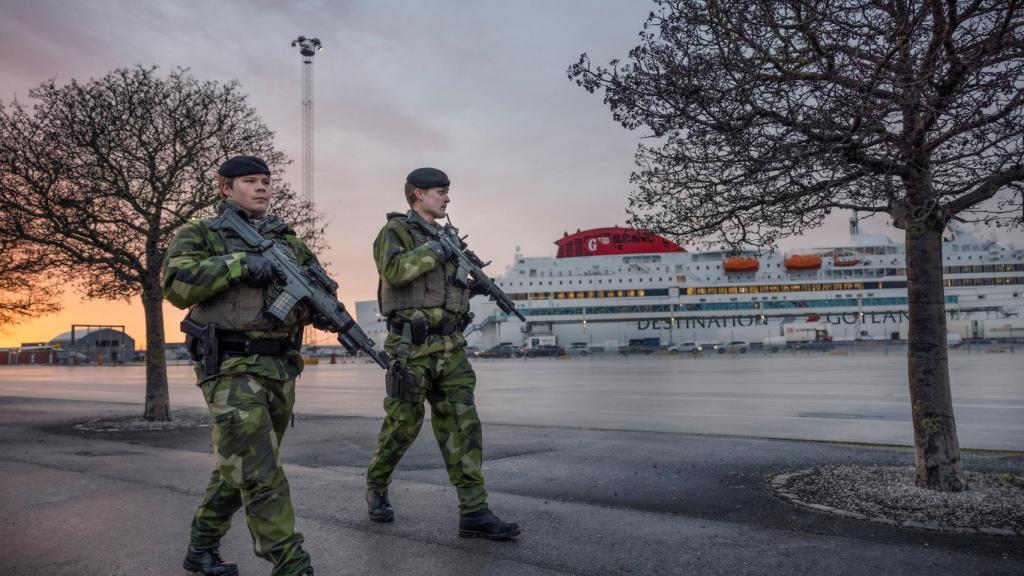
[770, 465, 1024, 535]
[72, 409, 212, 432]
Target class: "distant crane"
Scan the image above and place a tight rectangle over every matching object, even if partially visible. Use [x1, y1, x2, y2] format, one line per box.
[290, 36, 323, 211]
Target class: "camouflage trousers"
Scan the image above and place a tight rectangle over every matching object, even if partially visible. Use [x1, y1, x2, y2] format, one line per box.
[366, 349, 488, 514]
[190, 371, 311, 576]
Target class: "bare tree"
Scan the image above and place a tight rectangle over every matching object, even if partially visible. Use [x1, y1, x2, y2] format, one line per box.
[570, 0, 1024, 491]
[0, 214, 63, 329]
[0, 66, 324, 420]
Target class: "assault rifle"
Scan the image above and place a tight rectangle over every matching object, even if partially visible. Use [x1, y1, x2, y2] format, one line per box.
[211, 203, 391, 369]
[406, 210, 526, 321]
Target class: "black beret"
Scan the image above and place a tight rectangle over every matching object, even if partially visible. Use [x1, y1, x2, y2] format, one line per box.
[406, 167, 450, 189]
[218, 155, 271, 178]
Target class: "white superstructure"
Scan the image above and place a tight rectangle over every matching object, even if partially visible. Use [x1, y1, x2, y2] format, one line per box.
[356, 219, 1024, 350]
[476, 221, 1023, 349]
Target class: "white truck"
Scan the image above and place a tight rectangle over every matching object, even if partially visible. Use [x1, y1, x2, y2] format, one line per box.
[520, 334, 557, 354]
[782, 321, 832, 343]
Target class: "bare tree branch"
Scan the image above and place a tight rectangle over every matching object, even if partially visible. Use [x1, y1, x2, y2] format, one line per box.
[0, 66, 327, 419]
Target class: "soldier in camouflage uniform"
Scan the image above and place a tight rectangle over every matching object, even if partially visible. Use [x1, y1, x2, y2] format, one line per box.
[163, 156, 317, 576]
[365, 167, 520, 540]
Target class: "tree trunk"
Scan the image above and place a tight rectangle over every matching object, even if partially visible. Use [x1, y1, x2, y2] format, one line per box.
[904, 215, 966, 491]
[141, 277, 171, 421]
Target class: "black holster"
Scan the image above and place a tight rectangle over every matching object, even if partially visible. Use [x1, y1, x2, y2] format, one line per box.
[385, 363, 421, 402]
[181, 318, 220, 378]
[385, 322, 419, 401]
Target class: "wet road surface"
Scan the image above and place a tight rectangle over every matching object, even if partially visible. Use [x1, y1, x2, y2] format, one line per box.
[2, 350, 1022, 450]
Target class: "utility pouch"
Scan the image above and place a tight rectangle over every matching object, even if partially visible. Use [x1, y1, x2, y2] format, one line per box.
[410, 316, 428, 345]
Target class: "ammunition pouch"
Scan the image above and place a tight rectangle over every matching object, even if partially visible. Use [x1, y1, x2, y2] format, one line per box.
[387, 316, 429, 344]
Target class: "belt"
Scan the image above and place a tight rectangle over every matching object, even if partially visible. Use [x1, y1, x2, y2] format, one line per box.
[387, 318, 460, 337]
[218, 335, 293, 356]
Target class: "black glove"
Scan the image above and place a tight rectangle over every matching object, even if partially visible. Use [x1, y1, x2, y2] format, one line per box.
[246, 254, 281, 286]
[424, 240, 456, 262]
[312, 313, 337, 332]
[468, 278, 490, 297]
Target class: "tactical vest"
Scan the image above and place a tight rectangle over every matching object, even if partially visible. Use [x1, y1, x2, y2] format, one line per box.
[187, 218, 309, 333]
[378, 213, 472, 318]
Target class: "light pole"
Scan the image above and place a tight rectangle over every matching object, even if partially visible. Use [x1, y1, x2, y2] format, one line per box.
[290, 36, 324, 210]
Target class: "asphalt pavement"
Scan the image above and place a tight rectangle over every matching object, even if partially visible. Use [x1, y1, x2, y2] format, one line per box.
[1, 396, 1021, 576]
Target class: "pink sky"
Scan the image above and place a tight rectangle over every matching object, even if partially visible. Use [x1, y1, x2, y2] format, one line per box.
[2, 0, 1021, 348]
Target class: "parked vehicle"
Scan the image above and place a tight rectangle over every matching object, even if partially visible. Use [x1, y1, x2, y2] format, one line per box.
[525, 345, 566, 358]
[668, 342, 702, 354]
[619, 345, 656, 356]
[715, 340, 750, 354]
[520, 335, 558, 356]
[165, 347, 193, 361]
[566, 342, 590, 356]
[478, 343, 519, 358]
[794, 340, 834, 351]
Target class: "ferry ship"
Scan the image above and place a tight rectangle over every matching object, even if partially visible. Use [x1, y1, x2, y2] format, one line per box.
[355, 217, 1024, 350]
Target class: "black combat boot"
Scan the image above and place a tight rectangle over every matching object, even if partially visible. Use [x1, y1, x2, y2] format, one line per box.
[458, 508, 521, 540]
[183, 545, 239, 576]
[366, 489, 394, 522]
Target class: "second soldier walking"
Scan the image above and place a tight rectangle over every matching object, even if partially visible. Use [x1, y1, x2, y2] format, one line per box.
[365, 167, 521, 540]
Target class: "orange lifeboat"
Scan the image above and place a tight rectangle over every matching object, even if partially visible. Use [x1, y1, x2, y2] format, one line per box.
[723, 256, 759, 273]
[784, 254, 822, 271]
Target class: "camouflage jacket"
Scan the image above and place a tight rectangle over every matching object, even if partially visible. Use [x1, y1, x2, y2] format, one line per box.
[162, 205, 321, 381]
[374, 214, 467, 359]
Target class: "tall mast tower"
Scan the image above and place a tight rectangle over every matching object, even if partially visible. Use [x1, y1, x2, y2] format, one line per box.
[290, 36, 323, 209]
